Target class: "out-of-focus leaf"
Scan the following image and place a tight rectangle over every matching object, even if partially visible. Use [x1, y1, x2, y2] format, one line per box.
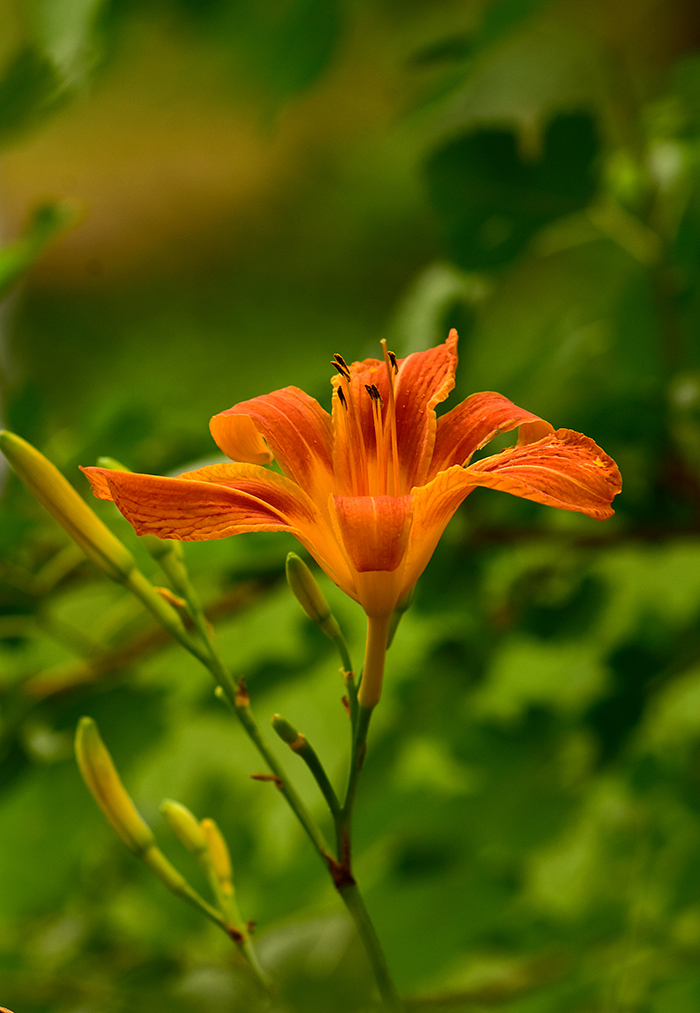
[246, 0, 342, 99]
[472, 0, 551, 51]
[425, 112, 600, 270]
[0, 202, 77, 302]
[0, 48, 63, 144]
[30, 0, 108, 83]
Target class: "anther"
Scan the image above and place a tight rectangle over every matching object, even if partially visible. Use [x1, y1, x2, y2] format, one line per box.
[337, 387, 347, 410]
[388, 351, 398, 374]
[370, 384, 384, 408]
[332, 354, 350, 379]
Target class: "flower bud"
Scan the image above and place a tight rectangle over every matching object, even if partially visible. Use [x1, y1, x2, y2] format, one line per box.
[200, 818, 233, 894]
[285, 554, 351, 673]
[285, 552, 332, 623]
[271, 714, 306, 753]
[161, 799, 208, 856]
[1, 432, 135, 583]
[271, 713, 297, 744]
[75, 717, 154, 856]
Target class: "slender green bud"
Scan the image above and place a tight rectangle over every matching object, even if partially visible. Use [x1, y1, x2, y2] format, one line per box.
[271, 713, 300, 745]
[286, 552, 333, 623]
[75, 716, 154, 855]
[200, 818, 234, 894]
[285, 553, 353, 673]
[0, 432, 135, 583]
[161, 799, 208, 856]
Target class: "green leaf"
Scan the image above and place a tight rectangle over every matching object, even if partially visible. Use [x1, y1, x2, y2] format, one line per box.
[0, 202, 77, 302]
[425, 112, 600, 270]
[0, 48, 63, 144]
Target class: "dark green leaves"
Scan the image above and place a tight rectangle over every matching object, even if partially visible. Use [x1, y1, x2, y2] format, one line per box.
[426, 112, 600, 270]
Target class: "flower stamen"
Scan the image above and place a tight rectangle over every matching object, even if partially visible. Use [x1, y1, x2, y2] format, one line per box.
[381, 340, 401, 496]
[366, 384, 387, 494]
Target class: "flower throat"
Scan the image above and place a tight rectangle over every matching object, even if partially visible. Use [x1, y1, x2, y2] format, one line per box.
[331, 339, 402, 498]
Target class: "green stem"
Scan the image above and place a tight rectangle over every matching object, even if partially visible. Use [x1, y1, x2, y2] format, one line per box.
[342, 704, 373, 822]
[292, 738, 342, 821]
[139, 547, 401, 1007]
[328, 624, 354, 677]
[231, 689, 334, 860]
[130, 554, 336, 885]
[339, 882, 404, 1012]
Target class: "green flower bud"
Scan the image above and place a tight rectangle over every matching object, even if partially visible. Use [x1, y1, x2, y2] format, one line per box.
[285, 552, 332, 623]
[75, 717, 154, 856]
[1, 432, 135, 583]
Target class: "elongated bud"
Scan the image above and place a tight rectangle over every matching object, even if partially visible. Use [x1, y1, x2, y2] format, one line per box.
[0, 432, 135, 583]
[75, 717, 154, 855]
[286, 552, 333, 623]
[271, 714, 305, 751]
[271, 713, 298, 743]
[285, 553, 352, 673]
[200, 818, 234, 893]
[161, 799, 208, 856]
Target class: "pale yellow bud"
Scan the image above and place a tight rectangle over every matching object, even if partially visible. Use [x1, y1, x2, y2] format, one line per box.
[0, 432, 135, 583]
[161, 799, 208, 856]
[75, 717, 154, 856]
[200, 818, 233, 894]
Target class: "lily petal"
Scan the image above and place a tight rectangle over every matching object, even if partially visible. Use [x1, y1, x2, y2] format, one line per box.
[332, 494, 414, 616]
[210, 387, 334, 502]
[81, 464, 316, 539]
[400, 465, 476, 595]
[392, 327, 459, 489]
[464, 429, 622, 520]
[430, 391, 552, 479]
[332, 495, 413, 573]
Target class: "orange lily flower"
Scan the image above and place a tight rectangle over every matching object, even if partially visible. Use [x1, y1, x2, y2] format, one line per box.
[83, 329, 620, 627]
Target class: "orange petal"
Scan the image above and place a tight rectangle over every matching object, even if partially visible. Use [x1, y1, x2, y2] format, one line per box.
[393, 328, 460, 488]
[332, 495, 413, 573]
[207, 413, 273, 465]
[464, 429, 622, 519]
[400, 466, 475, 596]
[81, 464, 316, 540]
[210, 386, 334, 500]
[331, 494, 414, 617]
[430, 391, 552, 479]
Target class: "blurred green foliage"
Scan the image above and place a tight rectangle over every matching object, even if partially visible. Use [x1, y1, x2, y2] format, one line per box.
[2, 0, 700, 1010]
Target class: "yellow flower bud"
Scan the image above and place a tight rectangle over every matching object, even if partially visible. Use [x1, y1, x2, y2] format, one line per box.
[75, 717, 154, 856]
[0, 432, 135, 583]
[200, 818, 233, 894]
[161, 799, 208, 856]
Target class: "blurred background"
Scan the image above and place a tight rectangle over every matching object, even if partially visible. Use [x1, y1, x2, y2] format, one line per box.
[2, 0, 700, 1010]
